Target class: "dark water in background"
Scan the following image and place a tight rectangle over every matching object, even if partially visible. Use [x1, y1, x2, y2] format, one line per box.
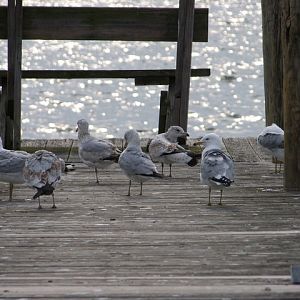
[0, 0, 265, 139]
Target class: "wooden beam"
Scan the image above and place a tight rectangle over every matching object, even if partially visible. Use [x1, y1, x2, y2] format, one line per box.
[169, 0, 195, 130]
[135, 69, 210, 86]
[0, 68, 210, 80]
[165, 77, 176, 130]
[158, 91, 168, 133]
[282, 0, 300, 191]
[0, 77, 7, 141]
[6, 0, 16, 150]
[261, 0, 284, 128]
[13, 0, 22, 150]
[0, 6, 208, 42]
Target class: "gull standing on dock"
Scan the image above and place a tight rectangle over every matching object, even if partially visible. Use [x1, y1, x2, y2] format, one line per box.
[119, 129, 163, 196]
[257, 123, 284, 173]
[76, 119, 121, 183]
[23, 150, 63, 209]
[199, 133, 234, 206]
[0, 137, 31, 201]
[148, 126, 200, 177]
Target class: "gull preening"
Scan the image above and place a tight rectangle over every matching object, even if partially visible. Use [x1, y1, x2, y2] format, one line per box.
[0, 137, 31, 201]
[257, 123, 284, 173]
[23, 150, 63, 209]
[148, 126, 200, 177]
[199, 133, 234, 206]
[76, 119, 121, 183]
[119, 129, 163, 196]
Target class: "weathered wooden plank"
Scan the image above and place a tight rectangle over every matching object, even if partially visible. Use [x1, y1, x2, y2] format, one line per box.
[21, 139, 47, 152]
[45, 139, 73, 161]
[223, 138, 262, 162]
[0, 69, 210, 80]
[134, 69, 210, 86]
[247, 137, 271, 161]
[281, 0, 300, 191]
[0, 7, 208, 42]
[1, 141, 299, 299]
[1, 285, 300, 299]
[67, 139, 80, 162]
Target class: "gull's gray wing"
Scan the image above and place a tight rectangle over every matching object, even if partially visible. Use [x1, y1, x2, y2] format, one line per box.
[0, 155, 27, 174]
[201, 149, 234, 181]
[80, 138, 119, 162]
[119, 148, 158, 176]
[257, 133, 284, 150]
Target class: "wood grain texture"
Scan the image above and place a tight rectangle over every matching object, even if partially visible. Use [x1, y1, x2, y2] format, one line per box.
[0, 69, 210, 80]
[261, 0, 284, 129]
[171, 0, 195, 130]
[281, 0, 300, 191]
[0, 139, 299, 299]
[0, 6, 208, 42]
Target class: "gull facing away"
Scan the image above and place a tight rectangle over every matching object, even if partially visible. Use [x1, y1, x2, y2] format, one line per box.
[119, 129, 163, 196]
[76, 119, 121, 183]
[23, 150, 63, 209]
[0, 137, 31, 201]
[199, 133, 234, 206]
[148, 126, 201, 177]
[257, 123, 284, 173]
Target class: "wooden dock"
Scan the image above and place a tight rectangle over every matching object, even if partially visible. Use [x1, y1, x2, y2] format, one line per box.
[1, 138, 300, 299]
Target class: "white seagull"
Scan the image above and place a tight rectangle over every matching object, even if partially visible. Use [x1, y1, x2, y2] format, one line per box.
[23, 150, 63, 209]
[199, 133, 234, 206]
[76, 119, 121, 183]
[148, 126, 201, 177]
[119, 129, 163, 196]
[0, 137, 31, 201]
[257, 123, 284, 173]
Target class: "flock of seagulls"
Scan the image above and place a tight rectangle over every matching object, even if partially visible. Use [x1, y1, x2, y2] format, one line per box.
[0, 119, 285, 208]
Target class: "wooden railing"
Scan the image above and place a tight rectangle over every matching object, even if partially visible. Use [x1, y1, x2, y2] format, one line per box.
[0, 0, 210, 149]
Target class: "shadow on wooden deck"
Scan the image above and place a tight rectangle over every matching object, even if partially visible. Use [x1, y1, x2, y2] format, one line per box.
[0, 138, 300, 299]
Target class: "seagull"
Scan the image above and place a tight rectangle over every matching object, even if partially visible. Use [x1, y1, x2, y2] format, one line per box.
[148, 126, 201, 177]
[119, 129, 163, 196]
[23, 150, 63, 209]
[199, 133, 234, 206]
[257, 123, 284, 173]
[76, 119, 121, 183]
[0, 137, 31, 201]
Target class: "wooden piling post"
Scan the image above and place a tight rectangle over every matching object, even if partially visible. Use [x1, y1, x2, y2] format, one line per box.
[168, 0, 195, 131]
[158, 91, 168, 134]
[281, 0, 300, 191]
[261, 0, 284, 128]
[7, 0, 22, 149]
[0, 78, 6, 141]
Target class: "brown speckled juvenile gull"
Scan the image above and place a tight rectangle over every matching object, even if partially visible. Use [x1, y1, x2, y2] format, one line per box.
[148, 126, 200, 177]
[23, 150, 63, 209]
